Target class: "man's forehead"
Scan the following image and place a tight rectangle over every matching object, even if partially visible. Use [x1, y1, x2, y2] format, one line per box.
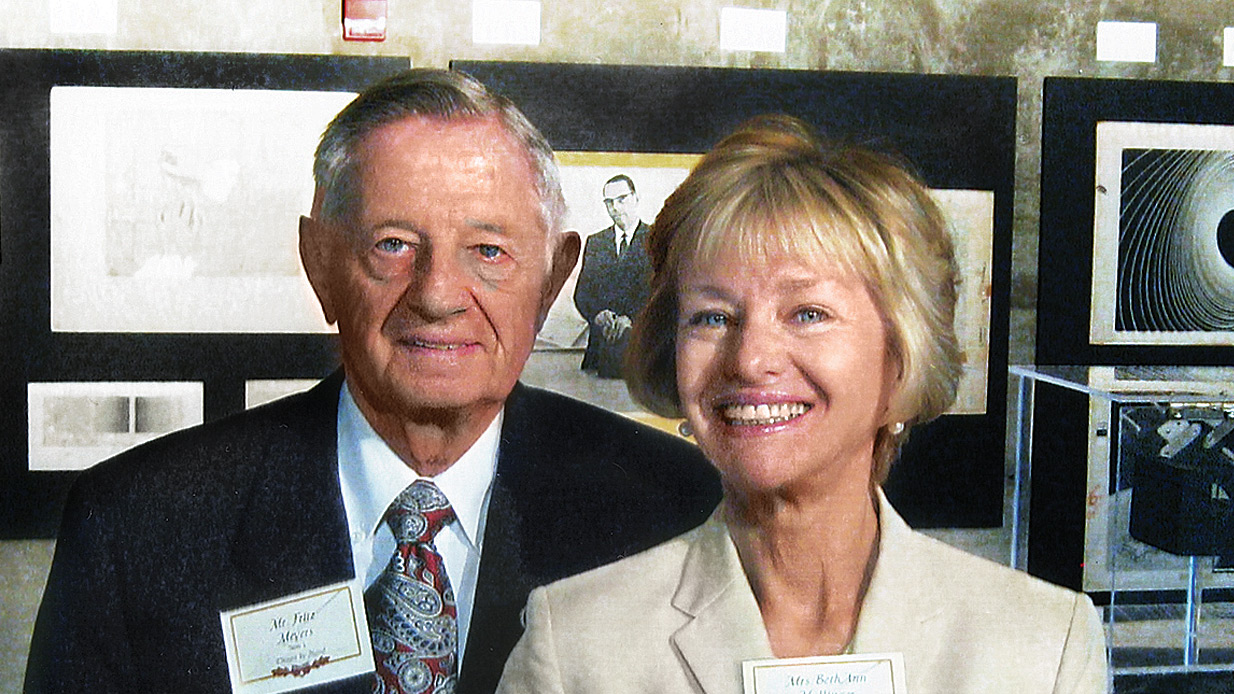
[360, 114, 527, 170]
[602, 180, 634, 199]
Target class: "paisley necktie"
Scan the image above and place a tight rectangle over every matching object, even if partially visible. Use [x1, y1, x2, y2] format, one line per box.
[367, 480, 458, 694]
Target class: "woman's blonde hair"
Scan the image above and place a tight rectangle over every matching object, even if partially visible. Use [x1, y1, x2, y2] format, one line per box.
[625, 114, 961, 482]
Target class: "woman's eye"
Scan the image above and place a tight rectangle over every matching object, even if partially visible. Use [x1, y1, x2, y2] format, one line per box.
[794, 307, 828, 324]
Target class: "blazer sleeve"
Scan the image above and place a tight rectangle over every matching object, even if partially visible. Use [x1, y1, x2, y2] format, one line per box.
[1053, 593, 1110, 694]
[495, 587, 567, 694]
[25, 481, 134, 693]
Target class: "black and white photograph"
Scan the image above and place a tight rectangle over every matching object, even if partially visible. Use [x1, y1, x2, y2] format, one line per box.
[49, 86, 352, 333]
[1092, 121, 1234, 347]
[26, 381, 203, 471]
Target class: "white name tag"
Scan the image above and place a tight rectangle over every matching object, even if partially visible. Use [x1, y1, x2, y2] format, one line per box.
[219, 580, 374, 694]
[743, 652, 907, 694]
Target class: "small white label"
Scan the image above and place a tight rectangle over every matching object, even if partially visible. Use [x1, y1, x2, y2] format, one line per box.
[743, 652, 907, 694]
[720, 7, 788, 53]
[1096, 21, 1157, 63]
[219, 580, 373, 694]
[1224, 27, 1234, 67]
[472, 0, 541, 46]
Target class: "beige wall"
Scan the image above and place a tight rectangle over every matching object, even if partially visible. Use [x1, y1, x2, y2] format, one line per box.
[4, 0, 1234, 689]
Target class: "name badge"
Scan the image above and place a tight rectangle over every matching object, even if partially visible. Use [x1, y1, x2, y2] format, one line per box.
[219, 580, 374, 694]
[742, 652, 908, 694]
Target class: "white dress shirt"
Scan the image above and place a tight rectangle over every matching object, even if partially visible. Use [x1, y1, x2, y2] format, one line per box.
[612, 225, 632, 257]
[336, 382, 501, 666]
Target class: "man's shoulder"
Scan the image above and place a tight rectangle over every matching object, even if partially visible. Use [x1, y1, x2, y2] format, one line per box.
[76, 376, 339, 499]
[503, 383, 707, 465]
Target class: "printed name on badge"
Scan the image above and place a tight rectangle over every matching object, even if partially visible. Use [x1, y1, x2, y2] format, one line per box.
[742, 652, 907, 694]
[219, 580, 374, 694]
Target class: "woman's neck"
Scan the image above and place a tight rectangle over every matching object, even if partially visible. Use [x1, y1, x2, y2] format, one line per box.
[724, 480, 881, 658]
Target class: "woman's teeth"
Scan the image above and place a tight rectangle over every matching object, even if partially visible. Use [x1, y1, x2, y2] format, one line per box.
[720, 402, 809, 426]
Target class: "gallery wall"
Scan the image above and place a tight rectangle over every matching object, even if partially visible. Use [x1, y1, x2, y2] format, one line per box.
[4, 0, 1234, 690]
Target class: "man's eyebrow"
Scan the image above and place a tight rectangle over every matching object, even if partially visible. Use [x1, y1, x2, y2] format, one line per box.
[466, 218, 509, 234]
[369, 219, 422, 234]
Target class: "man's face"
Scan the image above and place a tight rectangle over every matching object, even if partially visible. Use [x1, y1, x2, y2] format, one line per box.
[602, 179, 639, 231]
[303, 116, 573, 425]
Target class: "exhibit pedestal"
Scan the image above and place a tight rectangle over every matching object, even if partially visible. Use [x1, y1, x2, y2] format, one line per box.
[1011, 366, 1234, 677]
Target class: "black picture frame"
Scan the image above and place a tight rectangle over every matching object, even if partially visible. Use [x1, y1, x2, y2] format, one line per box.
[1038, 76, 1234, 366]
[454, 61, 1017, 529]
[0, 50, 407, 538]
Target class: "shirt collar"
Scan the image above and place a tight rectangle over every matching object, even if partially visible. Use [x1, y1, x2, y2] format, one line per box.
[337, 381, 501, 550]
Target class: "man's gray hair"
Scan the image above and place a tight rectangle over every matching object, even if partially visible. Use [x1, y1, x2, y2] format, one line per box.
[313, 68, 566, 234]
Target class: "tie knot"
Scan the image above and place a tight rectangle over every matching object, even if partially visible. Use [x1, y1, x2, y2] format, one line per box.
[385, 480, 455, 545]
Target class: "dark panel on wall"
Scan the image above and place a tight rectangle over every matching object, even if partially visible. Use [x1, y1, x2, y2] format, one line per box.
[456, 61, 1018, 529]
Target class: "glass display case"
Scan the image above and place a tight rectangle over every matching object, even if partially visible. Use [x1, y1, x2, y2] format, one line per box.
[1011, 366, 1234, 676]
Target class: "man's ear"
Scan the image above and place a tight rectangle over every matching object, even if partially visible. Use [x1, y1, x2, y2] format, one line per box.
[537, 230, 581, 328]
[299, 214, 339, 326]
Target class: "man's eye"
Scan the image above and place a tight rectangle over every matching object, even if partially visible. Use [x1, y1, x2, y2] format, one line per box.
[687, 311, 728, 327]
[475, 244, 505, 260]
[375, 237, 411, 254]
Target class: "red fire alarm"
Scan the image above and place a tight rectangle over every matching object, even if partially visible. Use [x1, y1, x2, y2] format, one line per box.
[343, 0, 387, 41]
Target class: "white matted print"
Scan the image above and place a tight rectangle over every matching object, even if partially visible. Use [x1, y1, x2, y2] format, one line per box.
[535, 149, 992, 417]
[1092, 121, 1234, 346]
[537, 151, 696, 350]
[932, 189, 993, 416]
[50, 86, 353, 333]
[28, 381, 203, 471]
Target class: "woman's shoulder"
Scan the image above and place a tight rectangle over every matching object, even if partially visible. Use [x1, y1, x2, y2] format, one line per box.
[874, 496, 1097, 630]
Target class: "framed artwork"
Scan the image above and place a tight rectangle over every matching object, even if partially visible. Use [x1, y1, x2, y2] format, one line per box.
[455, 61, 1016, 528]
[0, 50, 406, 538]
[49, 86, 349, 333]
[1039, 77, 1234, 365]
[27, 381, 203, 471]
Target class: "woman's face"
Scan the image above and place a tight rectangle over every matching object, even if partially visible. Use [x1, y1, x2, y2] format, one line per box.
[675, 245, 899, 496]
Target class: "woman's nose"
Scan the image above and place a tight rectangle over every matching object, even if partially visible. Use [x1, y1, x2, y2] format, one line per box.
[727, 319, 786, 382]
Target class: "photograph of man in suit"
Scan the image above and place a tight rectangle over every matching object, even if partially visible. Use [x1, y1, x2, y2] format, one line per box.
[572, 174, 653, 378]
[25, 69, 719, 694]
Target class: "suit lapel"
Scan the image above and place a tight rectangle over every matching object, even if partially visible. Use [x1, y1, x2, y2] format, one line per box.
[459, 385, 538, 694]
[228, 373, 356, 606]
[671, 513, 773, 694]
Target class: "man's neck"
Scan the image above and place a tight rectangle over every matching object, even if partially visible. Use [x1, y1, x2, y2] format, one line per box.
[350, 387, 502, 477]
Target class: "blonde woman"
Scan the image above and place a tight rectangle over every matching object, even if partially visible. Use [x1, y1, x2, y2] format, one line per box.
[496, 115, 1107, 694]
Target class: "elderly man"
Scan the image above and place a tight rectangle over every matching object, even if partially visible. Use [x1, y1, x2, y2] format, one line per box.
[26, 69, 719, 694]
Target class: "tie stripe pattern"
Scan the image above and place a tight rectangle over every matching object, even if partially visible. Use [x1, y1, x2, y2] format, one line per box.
[367, 480, 458, 694]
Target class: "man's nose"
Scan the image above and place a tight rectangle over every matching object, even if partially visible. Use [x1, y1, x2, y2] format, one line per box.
[403, 247, 469, 319]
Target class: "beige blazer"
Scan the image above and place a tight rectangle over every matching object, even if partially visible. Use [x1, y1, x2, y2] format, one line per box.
[497, 490, 1108, 694]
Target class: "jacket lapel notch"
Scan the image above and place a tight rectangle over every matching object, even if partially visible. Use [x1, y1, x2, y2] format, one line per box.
[670, 514, 772, 694]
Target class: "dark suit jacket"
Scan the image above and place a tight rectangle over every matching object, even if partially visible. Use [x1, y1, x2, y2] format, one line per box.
[572, 221, 652, 378]
[25, 373, 720, 694]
